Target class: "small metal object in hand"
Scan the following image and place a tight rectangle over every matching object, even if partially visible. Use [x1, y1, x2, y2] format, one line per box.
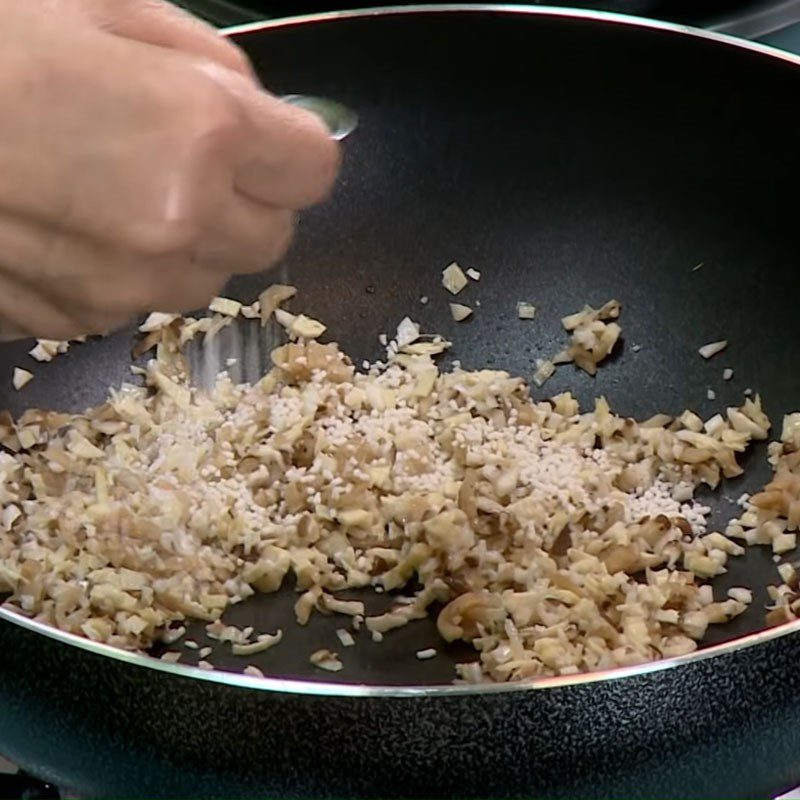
[280, 94, 357, 141]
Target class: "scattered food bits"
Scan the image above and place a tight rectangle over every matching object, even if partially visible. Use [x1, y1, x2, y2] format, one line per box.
[723, 368, 734, 381]
[203, 313, 233, 342]
[449, 303, 473, 322]
[232, 630, 283, 656]
[12, 368, 33, 391]
[395, 317, 421, 348]
[631, 344, 642, 353]
[159, 652, 181, 664]
[516, 302, 536, 320]
[198, 646, 212, 659]
[161, 625, 186, 645]
[707, 389, 716, 401]
[336, 629, 356, 647]
[197, 660, 214, 671]
[773, 533, 796, 555]
[728, 587, 753, 604]
[556, 299, 622, 375]
[239, 302, 261, 319]
[310, 649, 343, 672]
[28, 343, 52, 363]
[532, 359, 555, 387]
[258, 284, 297, 326]
[139, 313, 179, 334]
[243, 665, 265, 678]
[274, 309, 327, 340]
[209, 296, 242, 318]
[29, 339, 69, 363]
[744, 388, 753, 397]
[698, 340, 728, 360]
[415, 647, 437, 660]
[466, 268, 481, 281]
[441, 262, 469, 295]
[692, 262, 705, 272]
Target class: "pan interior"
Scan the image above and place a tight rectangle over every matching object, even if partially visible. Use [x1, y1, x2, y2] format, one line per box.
[1, 9, 799, 685]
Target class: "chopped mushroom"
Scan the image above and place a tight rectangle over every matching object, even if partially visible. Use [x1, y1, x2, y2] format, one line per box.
[0, 283, 788, 686]
[231, 630, 283, 656]
[208, 297, 242, 318]
[258, 284, 297, 325]
[441, 262, 468, 295]
[449, 303, 473, 322]
[698, 340, 728, 360]
[139, 312, 179, 333]
[274, 309, 327, 340]
[310, 649, 343, 672]
[554, 299, 622, 375]
[533, 359, 555, 387]
[12, 368, 33, 390]
[336, 629, 356, 647]
[516, 302, 536, 320]
[29, 339, 69, 362]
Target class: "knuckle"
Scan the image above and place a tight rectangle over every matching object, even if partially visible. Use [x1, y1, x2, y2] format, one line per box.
[224, 46, 255, 78]
[124, 218, 200, 258]
[177, 70, 243, 150]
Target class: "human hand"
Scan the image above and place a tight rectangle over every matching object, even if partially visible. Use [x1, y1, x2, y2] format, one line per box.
[0, 0, 339, 340]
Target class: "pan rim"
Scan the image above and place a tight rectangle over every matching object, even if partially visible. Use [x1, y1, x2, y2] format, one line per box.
[2, 601, 800, 696]
[3, 4, 800, 699]
[220, 2, 800, 71]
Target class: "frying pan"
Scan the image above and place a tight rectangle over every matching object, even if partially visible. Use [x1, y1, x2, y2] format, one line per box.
[1, 5, 800, 798]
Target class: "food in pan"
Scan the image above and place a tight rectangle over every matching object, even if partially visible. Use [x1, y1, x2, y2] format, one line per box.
[0, 284, 797, 683]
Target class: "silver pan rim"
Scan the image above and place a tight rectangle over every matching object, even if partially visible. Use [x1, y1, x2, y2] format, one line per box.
[3, 601, 799, 696]
[4, 4, 800, 698]
[221, 2, 800, 70]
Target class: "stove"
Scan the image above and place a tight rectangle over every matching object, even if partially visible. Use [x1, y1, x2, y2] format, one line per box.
[2, 1, 800, 798]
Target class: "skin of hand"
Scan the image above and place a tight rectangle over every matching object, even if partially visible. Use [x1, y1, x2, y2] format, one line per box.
[0, 0, 340, 341]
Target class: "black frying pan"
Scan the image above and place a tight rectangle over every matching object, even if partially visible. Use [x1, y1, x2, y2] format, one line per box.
[1, 6, 800, 798]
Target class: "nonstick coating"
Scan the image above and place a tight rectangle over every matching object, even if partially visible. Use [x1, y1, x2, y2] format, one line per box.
[1, 7, 800, 798]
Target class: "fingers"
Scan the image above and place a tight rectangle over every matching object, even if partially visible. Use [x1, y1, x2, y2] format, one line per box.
[97, 0, 341, 212]
[199, 194, 296, 275]
[0, 199, 287, 333]
[0, 0, 342, 343]
[0, 271, 92, 341]
[92, 0, 256, 79]
[198, 66, 341, 210]
[235, 93, 342, 209]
